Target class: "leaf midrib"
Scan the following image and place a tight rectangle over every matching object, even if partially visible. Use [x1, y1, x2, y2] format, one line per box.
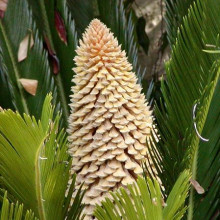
[187, 69, 220, 220]
[35, 137, 47, 220]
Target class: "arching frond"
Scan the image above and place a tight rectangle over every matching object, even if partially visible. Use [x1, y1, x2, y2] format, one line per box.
[94, 170, 190, 220]
[27, 0, 78, 125]
[165, 0, 195, 46]
[0, 192, 37, 220]
[0, 94, 84, 220]
[150, 0, 220, 219]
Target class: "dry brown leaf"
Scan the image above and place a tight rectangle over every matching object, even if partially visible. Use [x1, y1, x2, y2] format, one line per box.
[19, 78, 38, 96]
[54, 10, 67, 45]
[18, 33, 34, 62]
[190, 178, 205, 194]
[0, 0, 7, 11]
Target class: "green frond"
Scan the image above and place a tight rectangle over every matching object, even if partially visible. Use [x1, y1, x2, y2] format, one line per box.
[163, 170, 191, 220]
[94, 170, 190, 220]
[21, 0, 78, 126]
[186, 62, 220, 220]
[65, 177, 86, 220]
[152, 0, 220, 189]
[0, 192, 37, 220]
[149, 0, 220, 219]
[0, 94, 84, 220]
[44, 0, 78, 124]
[194, 81, 220, 219]
[0, 0, 59, 120]
[67, 0, 95, 37]
[165, 0, 195, 46]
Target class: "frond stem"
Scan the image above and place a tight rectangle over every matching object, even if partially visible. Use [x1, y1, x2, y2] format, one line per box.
[187, 150, 198, 220]
[35, 139, 47, 220]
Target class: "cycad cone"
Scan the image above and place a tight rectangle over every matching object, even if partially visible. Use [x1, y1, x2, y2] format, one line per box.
[68, 19, 153, 219]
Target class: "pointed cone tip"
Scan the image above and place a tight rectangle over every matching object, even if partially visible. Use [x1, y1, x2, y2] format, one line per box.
[89, 18, 105, 28]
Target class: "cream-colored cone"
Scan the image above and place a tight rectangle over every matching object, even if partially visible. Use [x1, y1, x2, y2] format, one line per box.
[68, 19, 153, 219]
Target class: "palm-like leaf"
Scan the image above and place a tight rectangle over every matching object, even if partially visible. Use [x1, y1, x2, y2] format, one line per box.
[0, 0, 59, 120]
[94, 170, 190, 220]
[186, 63, 219, 220]
[0, 0, 78, 126]
[196, 10, 220, 218]
[67, 0, 95, 37]
[150, 0, 220, 219]
[0, 94, 84, 219]
[0, 192, 37, 220]
[165, 0, 195, 46]
[193, 82, 220, 219]
[27, 0, 78, 124]
[153, 0, 220, 189]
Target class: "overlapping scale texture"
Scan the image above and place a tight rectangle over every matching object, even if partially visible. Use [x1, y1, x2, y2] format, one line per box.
[68, 19, 153, 219]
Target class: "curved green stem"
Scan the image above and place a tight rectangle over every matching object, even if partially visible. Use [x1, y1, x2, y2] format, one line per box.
[35, 140, 47, 220]
[187, 150, 198, 220]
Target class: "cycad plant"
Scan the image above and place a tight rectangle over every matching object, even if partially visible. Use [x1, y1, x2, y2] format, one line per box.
[0, 0, 219, 220]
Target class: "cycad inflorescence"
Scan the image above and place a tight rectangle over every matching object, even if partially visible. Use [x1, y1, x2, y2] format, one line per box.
[68, 19, 153, 219]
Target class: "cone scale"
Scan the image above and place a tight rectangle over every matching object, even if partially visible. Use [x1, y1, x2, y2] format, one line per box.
[68, 19, 153, 219]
